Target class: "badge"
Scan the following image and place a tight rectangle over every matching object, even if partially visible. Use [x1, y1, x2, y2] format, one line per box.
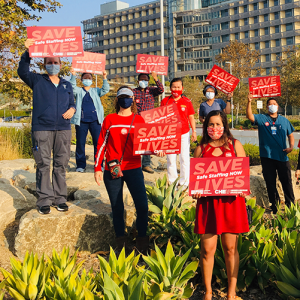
[136, 99, 140, 103]
[225, 152, 232, 157]
[121, 128, 128, 135]
[265, 122, 269, 126]
[271, 126, 277, 135]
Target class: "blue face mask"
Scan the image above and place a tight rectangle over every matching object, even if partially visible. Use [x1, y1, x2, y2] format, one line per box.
[45, 64, 61, 75]
[82, 79, 93, 87]
[118, 97, 133, 109]
[139, 80, 148, 89]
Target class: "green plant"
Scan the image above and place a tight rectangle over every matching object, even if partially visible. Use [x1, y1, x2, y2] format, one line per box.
[0, 252, 51, 300]
[268, 232, 300, 299]
[142, 241, 198, 299]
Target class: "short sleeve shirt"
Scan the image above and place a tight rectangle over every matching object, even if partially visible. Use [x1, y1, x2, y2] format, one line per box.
[254, 114, 294, 162]
[161, 95, 195, 134]
[199, 99, 227, 118]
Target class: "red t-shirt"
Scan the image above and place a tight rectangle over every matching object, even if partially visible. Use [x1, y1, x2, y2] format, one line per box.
[95, 113, 145, 172]
[161, 95, 195, 134]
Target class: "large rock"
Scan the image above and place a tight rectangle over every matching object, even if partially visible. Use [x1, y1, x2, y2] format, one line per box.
[0, 159, 35, 180]
[14, 198, 136, 260]
[13, 171, 36, 189]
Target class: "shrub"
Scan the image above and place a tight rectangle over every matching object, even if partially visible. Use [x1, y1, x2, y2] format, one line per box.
[0, 110, 31, 118]
[243, 143, 260, 166]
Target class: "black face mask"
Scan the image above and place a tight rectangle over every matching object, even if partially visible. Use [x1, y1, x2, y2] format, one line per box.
[118, 97, 133, 109]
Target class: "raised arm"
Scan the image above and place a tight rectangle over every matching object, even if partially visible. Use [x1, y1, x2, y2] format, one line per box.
[69, 68, 81, 97]
[150, 71, 164, 96]
[246, 93, 255, 123]
[97, 71, 110, 97]
[224, 92, 232, 114]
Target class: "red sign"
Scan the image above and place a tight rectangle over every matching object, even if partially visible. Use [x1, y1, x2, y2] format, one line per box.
[248, 76, 281, 98]
[189, 157, 250, 196]
[136, 54, 169, 75]
[27, 26, 84, 57]
[133, 123, 181, 155]
[205, 65, 240, 94]
[141, 103, 180, 124]
[72, 52, 106, 74]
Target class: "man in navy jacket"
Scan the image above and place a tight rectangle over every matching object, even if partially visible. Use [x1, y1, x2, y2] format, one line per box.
[18, 39, 76, 214]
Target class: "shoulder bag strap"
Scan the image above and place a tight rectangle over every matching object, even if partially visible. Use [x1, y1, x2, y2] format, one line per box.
[232, 138, 237, 157]
[120, 114, 136, 164]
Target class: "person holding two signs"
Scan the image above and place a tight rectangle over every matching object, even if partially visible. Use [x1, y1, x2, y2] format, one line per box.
[69, 68, 110, 172]
[246, 95, 295, 213]
[193, 110, 249, 300]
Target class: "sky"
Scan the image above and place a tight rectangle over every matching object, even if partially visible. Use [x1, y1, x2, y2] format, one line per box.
[25, 0, 150, 28]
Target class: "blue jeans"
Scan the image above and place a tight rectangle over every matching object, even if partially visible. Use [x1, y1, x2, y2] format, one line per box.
[75, 120, 101, 169]
[103, 168, 148, 237]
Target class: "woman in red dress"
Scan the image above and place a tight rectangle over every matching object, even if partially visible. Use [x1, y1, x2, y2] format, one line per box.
[193, 110, 249, 300]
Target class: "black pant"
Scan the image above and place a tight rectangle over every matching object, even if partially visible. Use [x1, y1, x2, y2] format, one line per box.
[261, 157, 295, 213]
[103, 168, 148, 237]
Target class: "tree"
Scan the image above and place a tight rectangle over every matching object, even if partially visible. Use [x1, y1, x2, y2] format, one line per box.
[215, 41, 260, 117]
[182, 76, 203, 114]
[0, 0, 62, 102]
[276, 46, 300, 116]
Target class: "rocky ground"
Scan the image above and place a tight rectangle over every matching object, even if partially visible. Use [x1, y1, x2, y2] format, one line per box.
[0, 144, 299, 299]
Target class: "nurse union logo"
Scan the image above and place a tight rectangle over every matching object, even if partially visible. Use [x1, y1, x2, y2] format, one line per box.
[265, 122, 270, 126]
[121, 128, 128, 135]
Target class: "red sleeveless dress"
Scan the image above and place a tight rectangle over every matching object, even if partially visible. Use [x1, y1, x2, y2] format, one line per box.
[194, 141, 250, 235]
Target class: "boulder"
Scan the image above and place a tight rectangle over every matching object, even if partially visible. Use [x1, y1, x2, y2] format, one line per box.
[0, 159, 35, 180]
[13, 171, 36, 189]
[14, 198, 136, 260]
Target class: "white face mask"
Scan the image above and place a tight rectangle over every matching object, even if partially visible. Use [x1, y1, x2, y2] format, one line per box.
[268, 104, 278, 113]
[139, 80, 148, 89]
[206, 92, 215, 100]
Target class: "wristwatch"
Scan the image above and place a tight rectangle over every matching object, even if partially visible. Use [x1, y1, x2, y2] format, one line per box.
[227, 100, 231, 102]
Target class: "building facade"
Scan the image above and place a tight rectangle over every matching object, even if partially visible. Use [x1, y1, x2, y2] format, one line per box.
[173, 0, 300, 80]
[82, 0, 168, 83]
[82, 0, 300, 82]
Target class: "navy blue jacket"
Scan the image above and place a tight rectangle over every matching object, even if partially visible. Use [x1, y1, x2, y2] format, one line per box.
[17, 51, 75, 131]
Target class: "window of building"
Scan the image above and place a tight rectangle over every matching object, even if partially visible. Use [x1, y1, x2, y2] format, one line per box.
[265, 41, 270, 48]
[285, 9, 293, 17]
[286, 37, 294, 45]
[274, 12, 279, 20]
[263, 0, 268, 8]
[285, 0, 292, 3]
[234, 7, 238, 14]
[254, 29, 259, 36]
[274, 0, 279, 5]
[264, 14, 269, 22]
[235, 32, 239, 40]
[234, 20, 239, 27]
[221, 9, 228, 17]
[244, 18, 248, 25]
[275, 25, 280, 33]
[286, 23, 293, 31]
[222, 34, 230, 42]
[98, 41, 103, 46]
[275, 39, 281, 47]
[221, 22, 229, 29]
[255, 42, 260, 50]
[264, 27, 269, 35]
[265, 54, 270, 62]
[266, 67, 271, 75]
[253, 3, 258, 10]
[254, 16, 258, 23]
[244, 5, 248, 12]
[276, 52, 281, 59]
[244, 31, 249, 38]
[98, 21, 103, 27]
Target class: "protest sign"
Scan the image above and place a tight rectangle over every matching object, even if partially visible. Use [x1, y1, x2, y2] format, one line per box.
[189, 157, 250, 196]
[248, 76, 281, 98]
[141, 103, 180, 124]
[136, 54, 169, 75]
[27, 26, 84, 57]
[205, 65, 240, 94]
[72, 52, 106, 74]
[133, 123, 181, 155]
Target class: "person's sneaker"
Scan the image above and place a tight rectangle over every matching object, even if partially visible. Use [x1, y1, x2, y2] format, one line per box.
[38, 205, 51, 214]
[142, 166, 154, 174]
[76, 168, 85, 173]
[53, 203, 69, 212]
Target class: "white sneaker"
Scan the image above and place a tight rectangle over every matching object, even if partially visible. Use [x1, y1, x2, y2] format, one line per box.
[76, 168, 85, 173]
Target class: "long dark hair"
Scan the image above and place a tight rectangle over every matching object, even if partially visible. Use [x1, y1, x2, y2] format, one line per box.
[114, 85, 137, 114]
[200, 110, 233, 146]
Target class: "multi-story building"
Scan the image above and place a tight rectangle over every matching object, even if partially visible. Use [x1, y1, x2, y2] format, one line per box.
[172, 0, 300, 80]
[82, 0, 300, 82]
[82, 0, 168, 83]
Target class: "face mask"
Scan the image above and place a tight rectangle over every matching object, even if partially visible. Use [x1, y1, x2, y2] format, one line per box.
[45, 64, 60, 75]
[139, 80, 148, 89]
[205, 92, 215, 100]
[82, 79, 93, 87]
[207, 127, 224, 140]
[118, 97, 133, 109]
[171, 89, 183, 98]
[268, 104, 278, 113]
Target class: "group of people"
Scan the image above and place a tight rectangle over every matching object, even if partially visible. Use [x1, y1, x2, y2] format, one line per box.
[18, 38, 298, 300]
